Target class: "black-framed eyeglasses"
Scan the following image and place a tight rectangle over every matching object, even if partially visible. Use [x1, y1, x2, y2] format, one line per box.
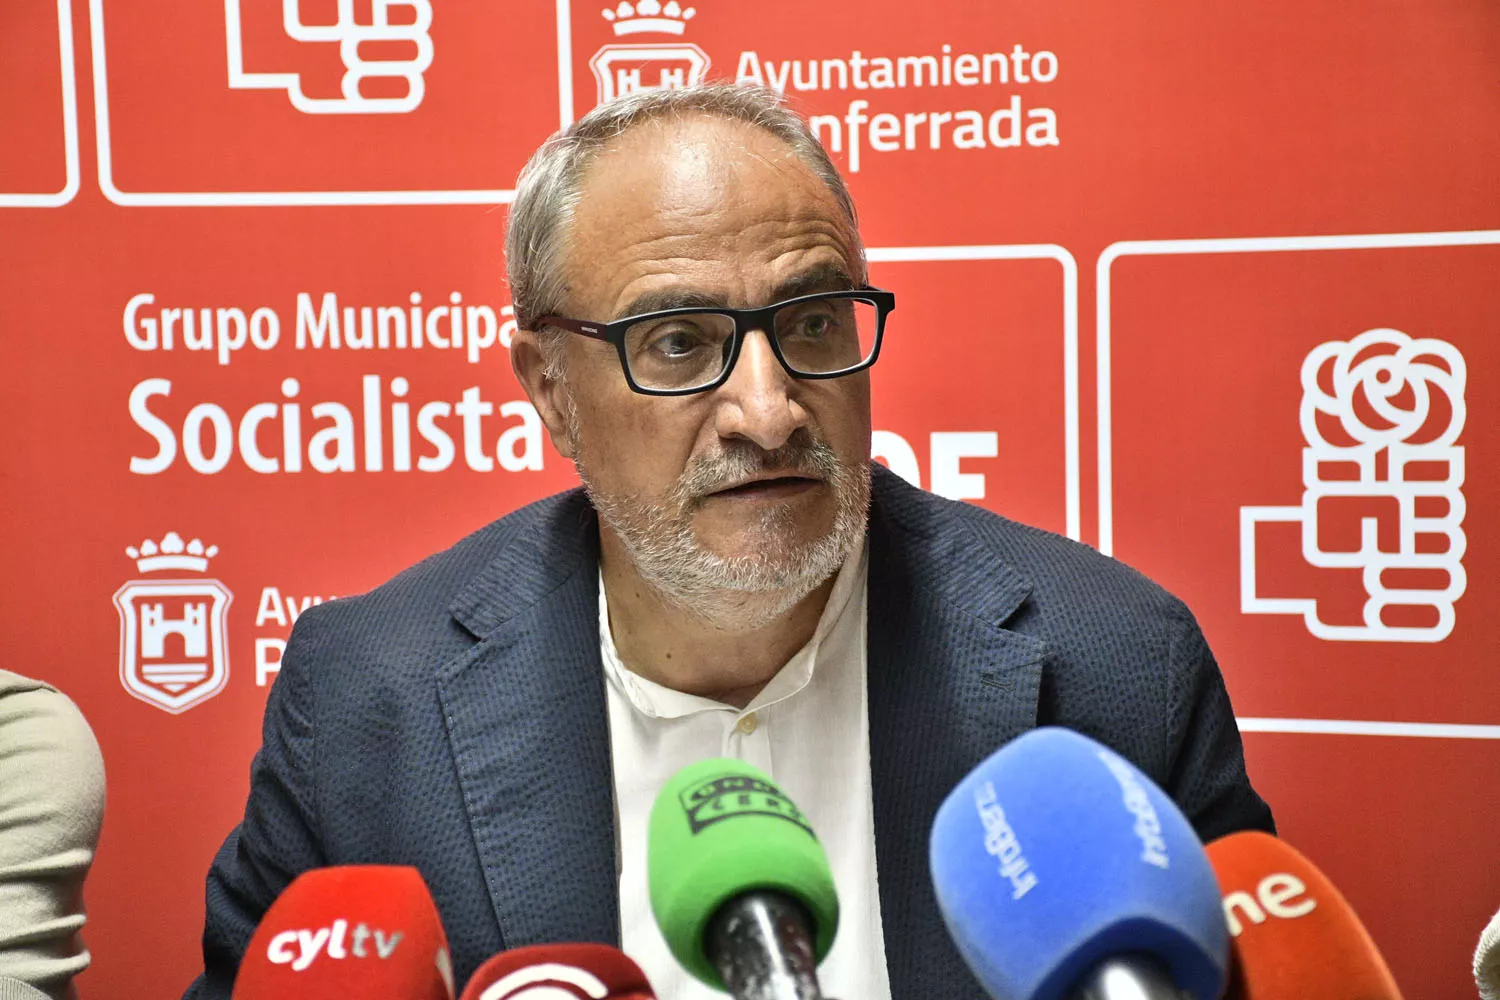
[535, 286, 895, 396]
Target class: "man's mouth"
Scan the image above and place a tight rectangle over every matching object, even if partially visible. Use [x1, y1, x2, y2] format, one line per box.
[705, 474, 822, 500]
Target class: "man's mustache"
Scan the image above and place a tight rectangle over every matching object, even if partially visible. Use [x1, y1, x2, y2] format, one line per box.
[680, 431, 844, 501]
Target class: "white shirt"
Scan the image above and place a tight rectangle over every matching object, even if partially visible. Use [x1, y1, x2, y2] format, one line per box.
[600, 544, 893, 1000]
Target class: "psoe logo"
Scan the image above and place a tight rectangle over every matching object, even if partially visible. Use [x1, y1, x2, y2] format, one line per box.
[590, 1, 710, 105]
[1240, 329, 1467, 642]
[225, 0, 435, 114]
[113, 532, 233, 714]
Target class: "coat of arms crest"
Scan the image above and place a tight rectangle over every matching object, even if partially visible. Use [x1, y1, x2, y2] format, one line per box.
[113, 532, 233, 713]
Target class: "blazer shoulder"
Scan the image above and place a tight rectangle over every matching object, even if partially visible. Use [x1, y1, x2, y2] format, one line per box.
[872, 465, 1187, 624]
[284, 488, 592, 676]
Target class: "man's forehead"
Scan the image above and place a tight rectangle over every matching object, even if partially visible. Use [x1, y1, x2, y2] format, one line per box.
[585, 114, 820, 198]
[564, 115, 860, 312]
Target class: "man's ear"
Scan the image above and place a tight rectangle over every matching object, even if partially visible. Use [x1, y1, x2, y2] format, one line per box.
[510, 328, 576, 460]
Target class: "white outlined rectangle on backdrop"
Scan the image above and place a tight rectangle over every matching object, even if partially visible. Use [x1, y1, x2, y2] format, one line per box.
[0, 0, 80, 208]
[1237, 717, 1500, 739]
[87, 0, 576, 206]
[1096, 229, 1500, 740]
[869, 244, 1080, 541]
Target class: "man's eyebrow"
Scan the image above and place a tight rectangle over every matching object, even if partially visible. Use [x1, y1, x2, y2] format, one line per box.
[613, 264, 856, 321]
[615, 288, 726, 320]
[771, 264, 856, 302]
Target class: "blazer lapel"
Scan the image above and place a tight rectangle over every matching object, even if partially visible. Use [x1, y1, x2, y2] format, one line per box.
[437, 493, 620, 949]
[866, 467, 1047, 999]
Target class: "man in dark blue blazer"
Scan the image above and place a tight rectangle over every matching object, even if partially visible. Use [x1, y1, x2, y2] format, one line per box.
[186, 83, 1272, 999]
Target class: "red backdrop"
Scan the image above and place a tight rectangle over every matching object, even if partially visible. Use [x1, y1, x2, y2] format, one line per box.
[2, 1, 1496, 996]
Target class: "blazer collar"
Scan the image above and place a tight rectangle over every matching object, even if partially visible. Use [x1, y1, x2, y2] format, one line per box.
[447, 489, 598, 640]
[865, 464, 1046, 999]
[437, 491, 621, 950]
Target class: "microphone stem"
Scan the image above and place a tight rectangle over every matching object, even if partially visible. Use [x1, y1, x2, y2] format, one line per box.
[707, 890, 824, 1000]
[1072, 954, 1187, 1000]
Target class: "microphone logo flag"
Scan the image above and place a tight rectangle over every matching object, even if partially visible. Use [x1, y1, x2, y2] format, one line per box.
[1220, 872, 1318, 936]
[677, 772, 813, 836]
[1240, 329, 1467, 642]
[973, 780, 1038, 900]
[113, 531, 233, 714]
[225, 0, 436, 115]
[232, 865, 455, 999]
[472, 963, 610, 1000]
[1098, 751, 1171, 870]
[459, 945, 656, 1000]
[264, 918, 406, 970]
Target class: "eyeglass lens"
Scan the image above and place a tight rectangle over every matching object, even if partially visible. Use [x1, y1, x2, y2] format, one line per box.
[621, 296, 880, 391]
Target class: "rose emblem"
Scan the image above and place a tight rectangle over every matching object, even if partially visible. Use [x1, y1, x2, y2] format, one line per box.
[1300, 328, 1466, 453]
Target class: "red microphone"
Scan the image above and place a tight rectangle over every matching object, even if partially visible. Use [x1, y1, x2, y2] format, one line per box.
[1206, 831, 1402, 999]
[459, 943, 656, 1000]
[232, 865, 455, 999]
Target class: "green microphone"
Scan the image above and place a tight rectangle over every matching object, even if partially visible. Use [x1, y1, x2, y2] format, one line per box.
[647, 758, 839, 1000]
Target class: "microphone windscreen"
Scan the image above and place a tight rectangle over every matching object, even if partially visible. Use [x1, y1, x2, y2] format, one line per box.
[929, 727, 1229, 1000]
[1206, 831, 1403, 999]
[646, 757, 838, 990]
[459, 943, 656, 1000]
[1478, 906, 1500, 1000]
[232, 865, 454, 1000]
[0, 976, 50, 1000]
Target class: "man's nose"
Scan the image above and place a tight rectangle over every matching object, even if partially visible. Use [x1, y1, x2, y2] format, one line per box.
[713, 329, 809, 450]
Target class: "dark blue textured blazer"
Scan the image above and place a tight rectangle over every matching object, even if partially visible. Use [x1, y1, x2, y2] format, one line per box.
[184, 465, 1273, 999]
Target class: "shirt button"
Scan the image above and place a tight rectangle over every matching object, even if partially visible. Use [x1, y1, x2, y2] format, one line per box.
[735, 712, 759, 735]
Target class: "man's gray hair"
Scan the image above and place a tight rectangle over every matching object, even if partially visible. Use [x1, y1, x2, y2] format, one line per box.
[505, 82, 865, 340]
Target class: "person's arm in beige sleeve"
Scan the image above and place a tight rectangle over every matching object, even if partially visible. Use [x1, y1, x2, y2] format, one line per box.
[0, 672, 106, 1000]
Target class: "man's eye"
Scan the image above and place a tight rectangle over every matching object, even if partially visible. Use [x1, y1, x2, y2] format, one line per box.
[645, 325, 710, 358]
[787, 310, 838, 340]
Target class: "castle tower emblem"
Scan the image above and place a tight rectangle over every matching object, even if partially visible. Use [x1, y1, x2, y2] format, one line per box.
[113, 532, 234, 713]
[589, 1, 711, 106]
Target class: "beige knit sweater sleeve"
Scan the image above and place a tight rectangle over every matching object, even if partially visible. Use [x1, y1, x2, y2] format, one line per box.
[0, 673, 105, 1000]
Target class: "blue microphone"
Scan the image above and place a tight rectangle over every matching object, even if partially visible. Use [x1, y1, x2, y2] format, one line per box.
[929, 727, 1229, 1000]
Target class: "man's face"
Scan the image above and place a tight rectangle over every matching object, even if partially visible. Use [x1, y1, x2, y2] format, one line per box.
[524, 115, 872, 611]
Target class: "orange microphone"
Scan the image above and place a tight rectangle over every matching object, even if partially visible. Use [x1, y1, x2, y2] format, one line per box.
[232, 865, 455, 999]
[459, 943, 656, 1000]
[1205, 831, 1402, 999]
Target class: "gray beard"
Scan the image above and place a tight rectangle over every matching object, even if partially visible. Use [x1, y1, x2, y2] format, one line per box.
[573, 425, 871, 631]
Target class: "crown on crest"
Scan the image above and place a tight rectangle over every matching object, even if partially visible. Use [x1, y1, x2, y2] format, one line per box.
[126, 532, 218, 574]
[601, 0, 696, 35]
